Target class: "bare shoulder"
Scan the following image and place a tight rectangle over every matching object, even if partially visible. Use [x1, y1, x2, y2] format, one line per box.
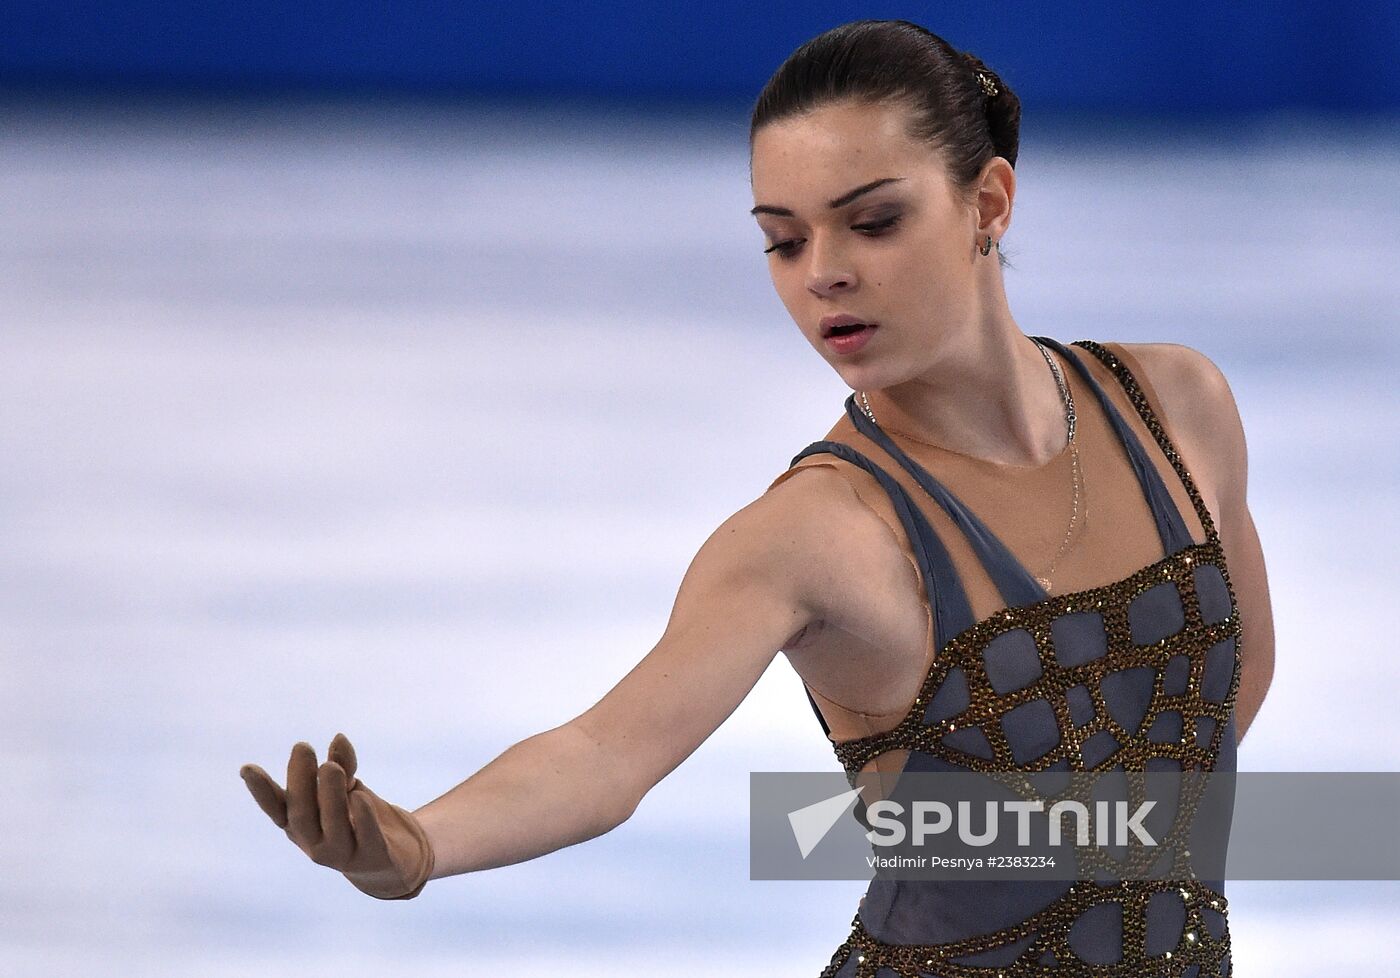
[1113, 342, 1235, 410]
[741, 459, 905, 610]
[1110, 341, 1249, 506]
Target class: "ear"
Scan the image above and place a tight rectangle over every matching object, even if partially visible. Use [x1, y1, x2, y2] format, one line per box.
[975, 156, 1016, 240]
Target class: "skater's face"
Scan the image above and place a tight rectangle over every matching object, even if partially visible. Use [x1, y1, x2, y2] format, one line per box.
[750, 98, 999, 388]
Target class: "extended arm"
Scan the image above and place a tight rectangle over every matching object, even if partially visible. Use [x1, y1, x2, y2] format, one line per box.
[415, 486, 825, 877]
[242, 476, 837, 892]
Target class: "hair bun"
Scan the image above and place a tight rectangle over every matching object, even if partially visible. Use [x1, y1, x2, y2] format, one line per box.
[960, 51, 1000, 97]
[752, 20, 1023, 181]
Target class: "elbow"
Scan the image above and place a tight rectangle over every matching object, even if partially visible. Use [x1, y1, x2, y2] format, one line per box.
[610, 788, 644, 830]
[581, 777, 644, 841]
[603, 756, 652, 830]
[562, 719, 648, 835]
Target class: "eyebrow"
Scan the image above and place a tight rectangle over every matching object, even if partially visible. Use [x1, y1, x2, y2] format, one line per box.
[750, 176, 906, 217]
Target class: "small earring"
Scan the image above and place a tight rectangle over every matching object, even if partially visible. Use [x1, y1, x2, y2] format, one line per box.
[980, 235, 995, 256]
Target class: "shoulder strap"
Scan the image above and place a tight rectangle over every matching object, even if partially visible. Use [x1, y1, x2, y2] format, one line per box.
[781, 439, 979, 739]
[843, 393, 1047, 609]
[1030, 336, 1199, 555]
[787, 440, 978, 647]
[1069, 339, 1220, 546]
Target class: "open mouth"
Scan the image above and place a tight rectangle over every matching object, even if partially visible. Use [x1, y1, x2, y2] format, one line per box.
[827, 322, 869, 336]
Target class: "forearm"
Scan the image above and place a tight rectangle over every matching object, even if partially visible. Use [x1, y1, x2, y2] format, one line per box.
[412, 721, 639, 879]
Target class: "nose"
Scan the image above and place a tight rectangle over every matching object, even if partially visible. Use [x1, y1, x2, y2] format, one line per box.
[805, 237, 857, 297]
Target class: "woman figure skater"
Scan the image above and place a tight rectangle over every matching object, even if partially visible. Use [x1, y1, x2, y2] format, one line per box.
[240, 20, 1273, 977]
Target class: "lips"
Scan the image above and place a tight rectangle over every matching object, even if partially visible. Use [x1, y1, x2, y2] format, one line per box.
[820, 314, 878, 338]
[826, 322, 873, 337]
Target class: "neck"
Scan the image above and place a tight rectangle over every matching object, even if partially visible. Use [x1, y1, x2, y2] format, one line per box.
[861, 328, 1068, 467]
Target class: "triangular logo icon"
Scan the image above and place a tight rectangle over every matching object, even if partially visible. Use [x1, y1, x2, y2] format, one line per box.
[788, 786, 864, 859]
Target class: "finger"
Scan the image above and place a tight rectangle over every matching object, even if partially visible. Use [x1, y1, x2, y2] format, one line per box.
[239, 763, 289, 828]
[347, 788, 393, 868]
[315, 760, 355, 866]
[328, 732, 359, 788]
[284, 741, 323, 845]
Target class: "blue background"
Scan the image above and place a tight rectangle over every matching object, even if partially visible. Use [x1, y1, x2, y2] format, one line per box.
[3, 1, 1399, 111]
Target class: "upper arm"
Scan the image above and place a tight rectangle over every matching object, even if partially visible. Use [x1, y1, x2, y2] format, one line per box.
[567, 469, 850, 815]
[1116, 342, 1276, 741]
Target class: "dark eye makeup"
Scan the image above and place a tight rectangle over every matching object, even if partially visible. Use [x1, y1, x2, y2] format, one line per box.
[762, 213, 902, 259]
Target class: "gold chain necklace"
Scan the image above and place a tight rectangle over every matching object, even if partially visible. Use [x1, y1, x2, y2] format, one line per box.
[856, 336, 1085, 592]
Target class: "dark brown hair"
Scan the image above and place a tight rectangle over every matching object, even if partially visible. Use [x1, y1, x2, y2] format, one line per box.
[750, 20, 1020, 268]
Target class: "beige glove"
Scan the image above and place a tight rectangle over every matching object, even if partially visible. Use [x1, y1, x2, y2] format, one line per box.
[239, 732, 435, 900]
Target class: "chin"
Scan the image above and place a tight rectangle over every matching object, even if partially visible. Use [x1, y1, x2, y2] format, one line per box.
[831, 363, 880, 391]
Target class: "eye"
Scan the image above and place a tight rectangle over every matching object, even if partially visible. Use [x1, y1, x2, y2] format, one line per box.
[853, 214, 901, 235]
[763, 238, 803, 259]
[761, 214, 902, 260]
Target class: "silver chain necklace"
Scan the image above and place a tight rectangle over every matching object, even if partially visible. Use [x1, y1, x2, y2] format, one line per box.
[856, 336, 1085, 592]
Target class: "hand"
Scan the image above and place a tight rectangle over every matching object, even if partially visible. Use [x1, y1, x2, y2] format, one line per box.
[239, 732, 435, 900]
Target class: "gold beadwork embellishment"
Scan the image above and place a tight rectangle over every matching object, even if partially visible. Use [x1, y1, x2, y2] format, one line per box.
[812, 341, 1242, 978]
[821, 885, 1232, 978]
